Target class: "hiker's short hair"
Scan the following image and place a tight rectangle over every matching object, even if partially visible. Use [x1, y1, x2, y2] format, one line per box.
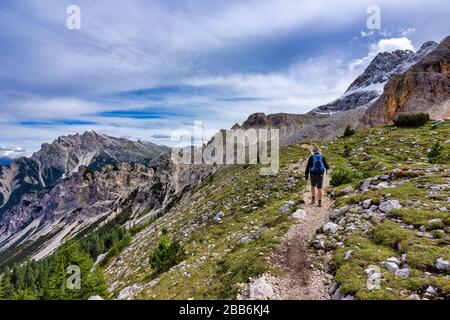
[312, 146, 320, 153]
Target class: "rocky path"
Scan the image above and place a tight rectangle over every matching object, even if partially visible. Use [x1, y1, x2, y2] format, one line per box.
[267, 145, 332, 300]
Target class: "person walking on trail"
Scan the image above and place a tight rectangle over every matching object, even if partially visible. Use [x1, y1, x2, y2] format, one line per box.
[304, 146, 330, 207]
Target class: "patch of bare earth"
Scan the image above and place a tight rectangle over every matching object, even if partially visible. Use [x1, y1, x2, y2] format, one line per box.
[267, 147, 332, 300]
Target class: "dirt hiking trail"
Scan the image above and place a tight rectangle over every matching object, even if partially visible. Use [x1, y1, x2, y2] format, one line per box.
[267, 144, 332, 300]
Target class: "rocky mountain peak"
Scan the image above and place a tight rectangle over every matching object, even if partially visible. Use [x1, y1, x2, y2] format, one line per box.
[0, 132, 169, 217]
[310, 39, 439, 115]
[361, 36, 449, 126]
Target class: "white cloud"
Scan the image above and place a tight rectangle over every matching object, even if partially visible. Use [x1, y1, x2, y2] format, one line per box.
[349, 37, 415, 72]
[374, 37, 415, 53]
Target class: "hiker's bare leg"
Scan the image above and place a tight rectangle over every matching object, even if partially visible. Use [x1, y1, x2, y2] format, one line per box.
[318, 188, 323, 202]
[310, 186, 316, 204]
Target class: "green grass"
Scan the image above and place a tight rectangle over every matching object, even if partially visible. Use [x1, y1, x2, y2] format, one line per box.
[107, 144, 310, 299]
[316, 121, 450, 300]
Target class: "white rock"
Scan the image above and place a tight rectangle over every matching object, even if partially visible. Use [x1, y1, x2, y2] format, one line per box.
[88, 296, 104, 300]
[409, 294, 420, 300]
[344, 250, 353, 261]
[362, 199, 372, 209]
[425, 286, 437, 295]
[375, 182, 389, 189]
[379, 200, 402, 213]
[279, 201, 295, 213]
[386, 257, 401, 266]
[341, 186, 354, 195]
[117, 284, 141, 300]
[323, 222, 339, 234]
[332, 287, 342, 300]
[435, 258, 450, 271]
[384, 262, 399, 272]
[248, 277, 274, 300]
[291, 209, 307, 220]
[360, 179, 372, 192]
[416, 232, 433, 239]
[428, 218, 443, 225]
[342, 295, 355, 300]
[213, 211, 225, 223]
[395, 268, 410, 278]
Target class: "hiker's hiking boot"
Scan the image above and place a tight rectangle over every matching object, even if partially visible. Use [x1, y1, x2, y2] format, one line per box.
[318, 200, 322, 207]
[310, 197, 315, 205]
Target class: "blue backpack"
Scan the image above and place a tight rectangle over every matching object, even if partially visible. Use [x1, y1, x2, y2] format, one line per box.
[310, 153, 325, 174]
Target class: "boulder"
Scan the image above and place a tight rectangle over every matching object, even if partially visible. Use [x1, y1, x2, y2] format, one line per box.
[330, 206, 348, 220]
[362, 199, 372, 209]
[341, 186, 354, 195]
[117, 284, 141, 300]
[395, 268, 410, 278]
[332, 287, 342, 300]
[409, 294, 421, 300]
[379, 200, 402, 213]
[88, 296, 104, 300]
[386, 257, 401, 266]
[425, 286, 437, 295]
[291, 209, 307, 220]
[360, 179, 372, 192]
[279, 201, 295, 213]
[239, 232, 259, 244]
[248, 277, 274, 300]
[213, 211, 225, 223]
[435, 258, 450, 271]
[428, 218, 443, 226]
[344, 250, 353, 261]
[323, 222, 339, 234]
[375, 182, 389, 189]
[384, 262, 399, 272]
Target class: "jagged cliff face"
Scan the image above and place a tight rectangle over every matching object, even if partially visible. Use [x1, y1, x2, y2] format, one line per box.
[0, 152, 214, 263]
[0, 131, 169, 217]
[310, 41, 438, 115]
[362, 36, 450, 126]
[236, 109, 367, 146]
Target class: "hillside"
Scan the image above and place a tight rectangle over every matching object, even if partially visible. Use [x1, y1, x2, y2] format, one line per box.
[0, 131, 169, 218]
[103, 120, 449, 300]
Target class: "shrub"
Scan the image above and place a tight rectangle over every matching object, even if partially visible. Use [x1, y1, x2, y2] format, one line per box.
[428, 142, 442, 159]
[330, 169, 365, 187]
[343, 145, 351, 158]
[393, 113, 430, 127]
[343, 125, 356, 137]
[149, 230, 186, 274]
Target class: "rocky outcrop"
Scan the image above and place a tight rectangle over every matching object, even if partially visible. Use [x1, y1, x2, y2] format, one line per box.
[236, 108, 367, 145]
[0, 151, 214, 262]
[310, 41, 438, 115]
[0, 131, 169, 217]
[362, 36, 450, 126]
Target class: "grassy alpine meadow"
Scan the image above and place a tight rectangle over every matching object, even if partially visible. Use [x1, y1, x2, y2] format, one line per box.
[316, 120, 449, 300]
[105, 145, 310, 299]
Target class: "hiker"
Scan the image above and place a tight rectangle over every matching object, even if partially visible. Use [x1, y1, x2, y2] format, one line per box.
[304, 146, 330, 207]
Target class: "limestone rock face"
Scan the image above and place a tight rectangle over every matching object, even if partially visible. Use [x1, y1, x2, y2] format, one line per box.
[0, 131, 169, 218]
[0, 151, 214, 261]
[310, 41, 438, 115]
[362, 36, 450, 127]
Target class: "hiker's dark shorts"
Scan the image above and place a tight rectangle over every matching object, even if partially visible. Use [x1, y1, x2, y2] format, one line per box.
[310, 173, 324, 189]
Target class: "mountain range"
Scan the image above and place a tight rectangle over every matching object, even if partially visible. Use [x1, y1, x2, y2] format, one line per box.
[0, 35, 449, 274]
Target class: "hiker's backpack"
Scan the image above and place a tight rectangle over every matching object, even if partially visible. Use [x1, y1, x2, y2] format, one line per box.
[310, 154, 325, 174]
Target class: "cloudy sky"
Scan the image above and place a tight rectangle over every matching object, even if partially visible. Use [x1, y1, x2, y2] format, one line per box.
[0, 0, 449, 157]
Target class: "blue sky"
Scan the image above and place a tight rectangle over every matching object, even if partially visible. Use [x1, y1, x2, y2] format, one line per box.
[0, 0, 449, 156]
